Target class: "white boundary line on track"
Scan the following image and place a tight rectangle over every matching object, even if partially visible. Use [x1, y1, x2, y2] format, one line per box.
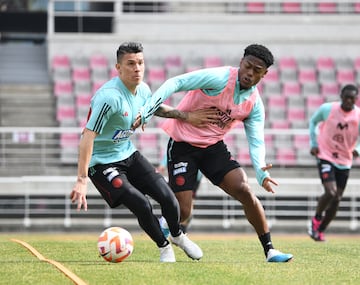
[11, 239, 88, 285]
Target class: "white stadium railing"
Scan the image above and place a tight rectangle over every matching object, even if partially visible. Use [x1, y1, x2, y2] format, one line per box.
[1, 126, 359, 233]
[0, 175, 359, 232]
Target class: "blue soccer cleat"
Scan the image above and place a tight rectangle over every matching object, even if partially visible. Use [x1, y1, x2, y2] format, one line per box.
[266, 249, 293, 262]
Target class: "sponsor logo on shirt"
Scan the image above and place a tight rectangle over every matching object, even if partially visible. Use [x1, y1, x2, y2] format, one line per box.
[112, 129, 134, 143]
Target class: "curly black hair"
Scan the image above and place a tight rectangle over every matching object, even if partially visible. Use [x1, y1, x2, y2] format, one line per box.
[244, 44, 274, 68]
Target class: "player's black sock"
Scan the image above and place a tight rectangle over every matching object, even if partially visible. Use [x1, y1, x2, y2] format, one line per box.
[315, 214, 322, 221]
[159, 240, 170, 248]
[179, 224, 187, 234]
[259, 232, 274, 257]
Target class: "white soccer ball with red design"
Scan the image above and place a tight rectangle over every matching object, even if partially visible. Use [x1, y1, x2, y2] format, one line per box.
[97, 227, 134, 263]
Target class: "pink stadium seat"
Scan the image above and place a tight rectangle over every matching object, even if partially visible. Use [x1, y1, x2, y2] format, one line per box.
[263, 68, 279, 83]
[354, 3, 360, 13]
[237, 149, 252, 165]
[60, 133, 80, 148]
[54, 80, 73, 97]
[76, 93, 92, 107]
[320, 82, 339, 97]
[110, 68, 118, 78]
[147, 67, 166, 83]
[287, 107, 306, 122]
[204, 56, 223, 68]
[293, 134, 310, 150]
[276, 148, 296, 166]
[165, 55, 182, 69]
[316, 57, 335, 71]
[92, 80, 107, 93]
[56, 106, 76, 122]
[306, 96, 325, 109]
[51, 54, 70, 70]
[246, 2, 265, 13]
[282, 2, 301, 13]
[271, 120, 290, 129]
[278, 57, 297, 70]
[282, 82, 301, 97]
[298, 68, 317, 84]
[336, 68, 355, 84]
[72, 67, 91, 82]
[267, 96, 286, 108]
[317, 2, 337, 13]
[90, 54, 108, 70]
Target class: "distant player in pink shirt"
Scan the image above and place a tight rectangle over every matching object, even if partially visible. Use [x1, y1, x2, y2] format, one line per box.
[309, 84, 360, 241]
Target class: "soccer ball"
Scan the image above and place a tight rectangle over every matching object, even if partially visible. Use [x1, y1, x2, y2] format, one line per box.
[97, 227, 134, 263]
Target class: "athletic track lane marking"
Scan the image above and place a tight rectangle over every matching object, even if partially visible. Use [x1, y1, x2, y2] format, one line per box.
[11, 239, 87, 285]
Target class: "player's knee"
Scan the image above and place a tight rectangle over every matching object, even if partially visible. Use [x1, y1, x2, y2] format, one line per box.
[233, 181, 252, 202]
[325, 190, 337, 200]
[135, 199, 153, 219]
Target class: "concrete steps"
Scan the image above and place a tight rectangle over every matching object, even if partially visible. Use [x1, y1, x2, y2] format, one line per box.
[0, 84, 56, 127]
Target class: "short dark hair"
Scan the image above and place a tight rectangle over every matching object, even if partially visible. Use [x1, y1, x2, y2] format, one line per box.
[341, 84, 358, 95]
[244, 44, 274, 68]
[116, 42, 144, 62]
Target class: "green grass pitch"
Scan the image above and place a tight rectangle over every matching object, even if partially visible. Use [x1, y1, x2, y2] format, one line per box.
[0, 232, 359, 285]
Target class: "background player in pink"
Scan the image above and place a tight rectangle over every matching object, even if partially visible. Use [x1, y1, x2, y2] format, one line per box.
[309, 84, 360, 241]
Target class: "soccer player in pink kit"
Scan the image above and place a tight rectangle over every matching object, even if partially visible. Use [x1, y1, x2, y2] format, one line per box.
[309, 84, 360, 241]
[135, 44, 293, 262]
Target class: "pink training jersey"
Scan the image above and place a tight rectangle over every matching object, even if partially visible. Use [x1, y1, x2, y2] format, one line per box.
[161, 67, 259, 148]
[317, 102, 360, 166]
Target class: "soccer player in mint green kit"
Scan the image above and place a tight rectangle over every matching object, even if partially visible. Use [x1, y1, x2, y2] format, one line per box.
[309, 84, 360, 242]
[135, 44, 293, 262]
[70, 42, 205, 262]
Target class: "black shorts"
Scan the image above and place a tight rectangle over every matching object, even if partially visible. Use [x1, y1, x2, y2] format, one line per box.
[167, 138, 240, 193]
[317, 159, 350, 190]
[89, 151, 165, 208]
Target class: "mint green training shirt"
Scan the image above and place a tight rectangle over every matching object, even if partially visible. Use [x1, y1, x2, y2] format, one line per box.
[86, 77, 152, 167]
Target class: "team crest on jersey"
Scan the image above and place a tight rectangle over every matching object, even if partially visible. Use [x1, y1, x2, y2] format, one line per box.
[112, 129, 134, 142]
[211, 108, 233, 129]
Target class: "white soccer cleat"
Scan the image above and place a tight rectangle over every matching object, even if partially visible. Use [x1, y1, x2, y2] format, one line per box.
[159, 243, 176, 262]
[170, 232, 203, 260]
[266, 249, 293, 262]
